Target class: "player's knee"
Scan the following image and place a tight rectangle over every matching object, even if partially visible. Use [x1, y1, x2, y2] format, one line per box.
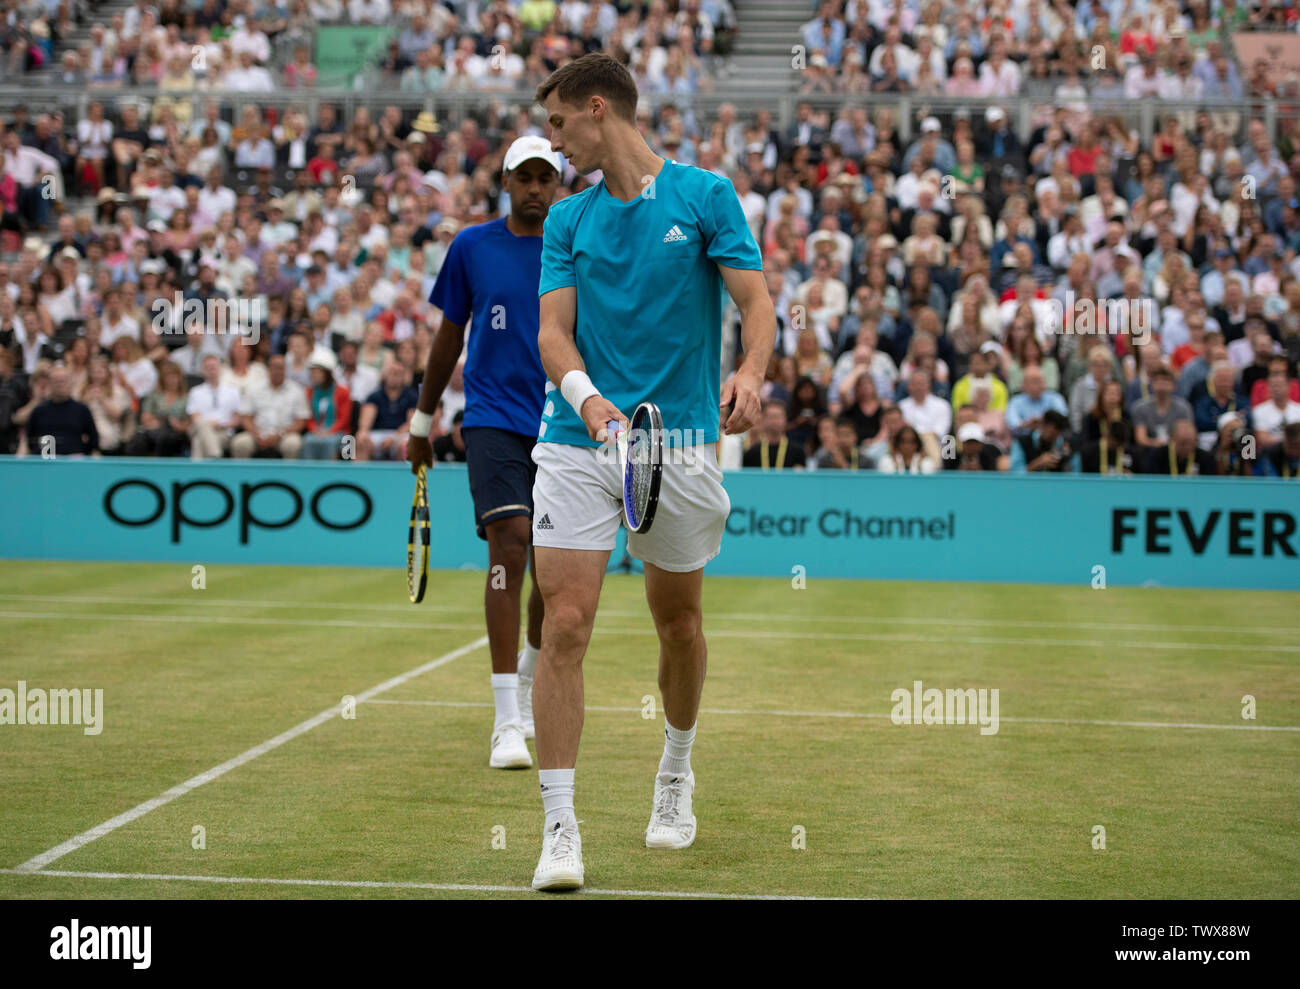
[653, 608, 702, 649]
[542, 602, 595, 656]
[486, 520, 530, 575]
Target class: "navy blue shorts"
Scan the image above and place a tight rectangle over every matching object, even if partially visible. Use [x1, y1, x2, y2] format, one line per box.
[462, 426, 538, 540]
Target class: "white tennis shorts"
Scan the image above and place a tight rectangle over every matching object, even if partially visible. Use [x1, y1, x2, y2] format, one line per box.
[531, 439, 730, 573]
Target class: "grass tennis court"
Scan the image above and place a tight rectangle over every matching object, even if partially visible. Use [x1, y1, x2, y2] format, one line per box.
[1, 561, 1297, 900]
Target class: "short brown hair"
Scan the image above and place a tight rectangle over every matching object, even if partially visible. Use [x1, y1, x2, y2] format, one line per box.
[536, 53, 638, 123]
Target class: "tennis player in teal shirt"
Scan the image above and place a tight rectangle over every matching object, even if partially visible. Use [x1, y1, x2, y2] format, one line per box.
[526, 53, 777, 891]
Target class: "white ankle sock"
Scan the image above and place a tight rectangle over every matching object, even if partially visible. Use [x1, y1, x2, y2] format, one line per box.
[518, 641, 539, 680]
[491, 673, 519, 728]
[539, 768, 576, 830]
[659, 720, 696, 777]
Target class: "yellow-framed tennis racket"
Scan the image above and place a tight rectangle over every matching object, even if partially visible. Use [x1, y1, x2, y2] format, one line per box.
[407, 464, 430, 603]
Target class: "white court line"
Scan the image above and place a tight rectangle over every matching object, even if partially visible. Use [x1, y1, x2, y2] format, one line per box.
[364, 698, 1300, 733]
[0, 868, 834, 900]
[3, 609, 1297, 653]
[0, 593, 1295, 636]
[0, 610, 484, 633]
[11, 635, 488, 874]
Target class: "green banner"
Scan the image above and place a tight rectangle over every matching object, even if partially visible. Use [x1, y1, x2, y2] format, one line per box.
[314, 26, 393, 86]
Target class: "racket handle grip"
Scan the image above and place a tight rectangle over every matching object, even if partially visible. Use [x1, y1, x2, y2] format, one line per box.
[607, 419, 623, 439]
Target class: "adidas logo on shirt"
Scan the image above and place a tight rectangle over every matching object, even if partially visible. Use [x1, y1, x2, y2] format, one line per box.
[662, 225, 687, 243]
[536, 513, 554, 530]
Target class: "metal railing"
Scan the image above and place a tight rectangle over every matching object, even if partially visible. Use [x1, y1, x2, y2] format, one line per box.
[0, 85, 1285, 147]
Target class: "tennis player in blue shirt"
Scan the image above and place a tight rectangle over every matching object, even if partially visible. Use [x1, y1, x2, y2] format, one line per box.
[527, 54, 777, 891]
[407, 136, 563, 772]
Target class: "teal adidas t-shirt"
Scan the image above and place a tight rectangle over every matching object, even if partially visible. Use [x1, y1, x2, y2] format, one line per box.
[536, 159, 763, 448]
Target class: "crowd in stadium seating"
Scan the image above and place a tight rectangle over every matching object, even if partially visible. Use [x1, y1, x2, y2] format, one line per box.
[28, 0, 736, 94]
[1, 2, 1299, 478]
[797, 0, 1298, 97]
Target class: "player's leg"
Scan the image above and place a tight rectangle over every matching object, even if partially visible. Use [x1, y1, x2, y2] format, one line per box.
[642, 563, 705, 849]
[483, 513, 531, 768]
[527, 439, 622, 890]
[532, 546, 607, 769]
[530, 545, 607, 890]
[626, 441, 730, 850]
[465, 426, 541, 770]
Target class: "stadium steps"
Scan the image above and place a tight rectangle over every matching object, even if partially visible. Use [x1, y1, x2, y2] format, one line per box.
[25, 0, 145, 86]
[722, 0, 807, 88]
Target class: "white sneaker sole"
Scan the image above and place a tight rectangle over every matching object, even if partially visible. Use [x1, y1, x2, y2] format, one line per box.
[531, 867, 584, 891]
[646, 818, 696, 849]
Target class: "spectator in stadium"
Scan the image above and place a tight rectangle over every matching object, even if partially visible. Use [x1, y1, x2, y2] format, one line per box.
[427, 407, 464, 462]
[300, 347, 352, 460]
[0, 347, 29, 454]
[950, 345, 1009, 413]
[1256, 422, 1300, 478]
[331, 336, 374, 394]
[977, 107, 1023, 170]
[1145, 417, 1218, 476]
[742, 400, 806, 469]
[1003, 348, 1066, 431]
[811, 410, 863, 467]
[786, 375, 825, 452]
[1194, 361, 1248, 443]
[898, 369, 951, 446]
[943, 412, 1005, 472]
[875, 424, 937, 474]
[24, 363, 97, 457]
[186, 352, 241, 460]
[1252, 362, 1300, 446]
[356, 360, 416, 461]
[221, 337, 269, 401]
[2, 129, 59, 230]
[111, 335, 159, 401]
[1078, 418, 1135, 475]
[1240, 333, 1285, 399]
[122, 360, 190, 457]
[355, 321, 389, 378]
[1081, 379, 1129, 448]
[1131, 366, 1195, 448]
[792, 325, 833, 387]
[1069, 346, 1117, 435]
[79, 355, 131, 454]
[1010, 408, 1072, 473]
[231, 353, 309, 459]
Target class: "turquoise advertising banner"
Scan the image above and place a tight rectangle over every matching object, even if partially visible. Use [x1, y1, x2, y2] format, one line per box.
[0, 459, 1296, 590]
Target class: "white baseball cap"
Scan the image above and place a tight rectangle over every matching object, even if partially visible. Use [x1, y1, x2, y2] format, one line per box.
[957, 423, 986, 444]
[503, 135, 563, 175]
[308, 347, 337, 373]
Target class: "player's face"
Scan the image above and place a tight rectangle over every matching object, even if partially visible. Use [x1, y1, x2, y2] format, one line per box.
[506, 159, 559, 224]
[545, 94, 600, 174]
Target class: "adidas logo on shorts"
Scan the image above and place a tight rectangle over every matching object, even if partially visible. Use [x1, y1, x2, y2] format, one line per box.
[662, 224, 687, 243]
[536, 513, 554, 530]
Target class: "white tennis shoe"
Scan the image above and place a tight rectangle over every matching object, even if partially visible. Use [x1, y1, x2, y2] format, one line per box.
[489, 721, 531, 769]
[532, 818, 584, 891]
[518, 664, 534, 740]
[645, 771, 696, 849]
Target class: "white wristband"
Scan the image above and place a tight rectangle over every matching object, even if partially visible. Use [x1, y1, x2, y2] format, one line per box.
[560, 369, 600, 417]
[409, 410, 433, 438]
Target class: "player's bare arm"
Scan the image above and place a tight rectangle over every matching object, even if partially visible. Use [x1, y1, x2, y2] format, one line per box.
[539, 284, 627, 442]
[718, 264, 777, 436]
[406, 315, 466, 473]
